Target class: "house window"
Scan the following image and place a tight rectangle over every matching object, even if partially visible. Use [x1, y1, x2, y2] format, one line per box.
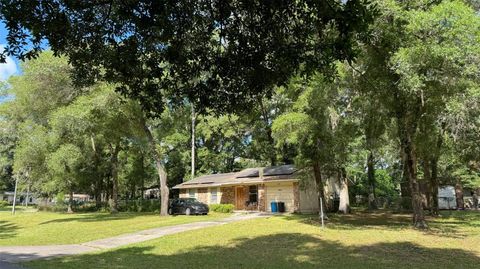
[210, 188, 218, 204]
[249, 185, 258, 203]
[189, 189, 196, 198]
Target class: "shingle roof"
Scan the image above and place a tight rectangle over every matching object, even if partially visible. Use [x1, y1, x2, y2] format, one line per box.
[173, 165, 299, 189]
[179, 172, 238, 186]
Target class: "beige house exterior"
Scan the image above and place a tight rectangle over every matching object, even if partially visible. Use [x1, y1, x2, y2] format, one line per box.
[173, 165, 320, 213]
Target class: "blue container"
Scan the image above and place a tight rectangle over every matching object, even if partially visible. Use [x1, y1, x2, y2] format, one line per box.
[271, 201, 278, 213]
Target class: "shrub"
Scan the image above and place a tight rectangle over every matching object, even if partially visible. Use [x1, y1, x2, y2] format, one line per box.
[55, 192, 66, 206]
[0, 200, 8, 208]
[36, 204, 68, 212]
[209, 204, 234, 213]
[76, 202, 101, 212]
[391, 197, 412, 212]
[118, 199, 159, 212]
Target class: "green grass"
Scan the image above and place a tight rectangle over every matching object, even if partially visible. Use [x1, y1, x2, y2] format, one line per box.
[27, 210, 480, 269]
[0, 208, 230, 246]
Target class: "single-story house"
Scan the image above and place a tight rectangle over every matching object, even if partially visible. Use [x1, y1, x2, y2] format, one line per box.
[173, 165, 321, 213]
[0, 191, 37, 205]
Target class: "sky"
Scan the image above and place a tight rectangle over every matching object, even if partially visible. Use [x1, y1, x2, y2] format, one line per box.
[0, 22, 20, 103]
[0, 21, 20, 82]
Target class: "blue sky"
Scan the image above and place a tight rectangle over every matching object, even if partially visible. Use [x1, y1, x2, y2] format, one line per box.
[0, 21, 20, 82]
[0, 22, 20, 103]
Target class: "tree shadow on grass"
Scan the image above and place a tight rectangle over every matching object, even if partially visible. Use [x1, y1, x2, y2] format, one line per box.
[283, 211, 411, 230]
[27, 233, 480, 269]
[425, 211, 480, 238]
[0, 221, 17, 240]
[282, 210, 479, 239]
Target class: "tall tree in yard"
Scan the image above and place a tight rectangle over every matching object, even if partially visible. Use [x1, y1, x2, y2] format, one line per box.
[50, 84, 142, 213]
[47, 144, 84, 213]
[348, 70, 389, 210]
[416, 114, 446, 215]
[351, 0, 480, 228]
[1, 53, 80, 198]
[273, 72, 359, 214]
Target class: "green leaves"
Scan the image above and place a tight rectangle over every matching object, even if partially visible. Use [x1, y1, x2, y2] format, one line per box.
[47, 144, 83, 188]
[0, 0, 375, 115]
[391, 0, 480, 95]
[272, 112, 315, 147]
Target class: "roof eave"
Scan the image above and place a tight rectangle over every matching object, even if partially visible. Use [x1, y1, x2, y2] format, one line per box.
[172, 178, 299, 189]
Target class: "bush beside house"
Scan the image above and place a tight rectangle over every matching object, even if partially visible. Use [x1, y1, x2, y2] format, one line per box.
[0, 200, 8, 208]
[209, 204, 234, 213]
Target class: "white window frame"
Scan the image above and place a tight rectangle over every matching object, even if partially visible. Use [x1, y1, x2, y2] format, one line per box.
[189, 189, 196, 198]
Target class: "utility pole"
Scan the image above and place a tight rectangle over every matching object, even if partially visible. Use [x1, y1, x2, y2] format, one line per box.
[320, 196, 325, 229]
[11, 176, 18, 215]
[191, 105, 196, 180]
[25, 183, 30, 207]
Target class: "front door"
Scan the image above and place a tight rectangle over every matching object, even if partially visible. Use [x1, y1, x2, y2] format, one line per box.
[235, 187, 245, 210]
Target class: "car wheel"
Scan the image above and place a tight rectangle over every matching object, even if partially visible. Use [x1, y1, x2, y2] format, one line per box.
[186, 208, 191, 216]
[168, 208, 173, 215]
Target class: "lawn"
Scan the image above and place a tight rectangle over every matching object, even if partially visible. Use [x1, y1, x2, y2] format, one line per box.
[0, 207, 230, 246]
[26, 210, 480, 269]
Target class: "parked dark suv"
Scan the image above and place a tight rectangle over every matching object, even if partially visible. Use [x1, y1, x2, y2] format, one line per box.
[168, 198, 209, 215]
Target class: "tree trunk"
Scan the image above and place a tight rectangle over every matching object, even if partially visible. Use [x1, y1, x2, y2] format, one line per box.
[259, 98, 276, 166]
[428, 126, 443, 216]
[67, 190, 74, 213]
[399, 124, 427, 229]
[95, 183, 102, 209]
[422, 160, 432, 209]
[11, 176, 18, 215]
[338, 168, 350, 214]
[130, 182, 136, 200]
[141, 117, 169, 216]
[25, 184, 30, 207]
[109, 143, 120, 213]
[313, 161, 327, 219]
[91, 136, 102, 209]
[266, 126, 276, 166]
[367, 151, 377, 210]
[191, 105, 196, 179]
[473, 188, 479, 210]
[455, 179, 464, 210]
[430, 158, 439, 216]
[140, 155, 145, 201]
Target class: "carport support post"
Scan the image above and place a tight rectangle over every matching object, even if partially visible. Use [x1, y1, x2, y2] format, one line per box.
[11, 177, 18, 215]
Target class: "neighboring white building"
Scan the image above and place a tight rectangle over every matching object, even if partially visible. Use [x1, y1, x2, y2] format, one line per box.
[0, 191, 38, 205]
[438, 186, 457, 209]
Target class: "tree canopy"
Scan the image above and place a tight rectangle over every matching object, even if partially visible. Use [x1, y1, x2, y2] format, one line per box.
[0, 0, 374, 115]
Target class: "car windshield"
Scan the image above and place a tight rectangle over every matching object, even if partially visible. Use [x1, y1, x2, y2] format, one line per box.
[181, 198, 198, 204]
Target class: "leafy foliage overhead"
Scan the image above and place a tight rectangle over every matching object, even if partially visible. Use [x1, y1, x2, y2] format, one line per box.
[0, 0, 374, 115]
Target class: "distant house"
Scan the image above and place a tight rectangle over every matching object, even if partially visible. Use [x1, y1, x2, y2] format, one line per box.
[0, 191, 37, 205]
[70, 194, 91, 203]
[173, 165, 322, 213]
[438, 186, 457, 209]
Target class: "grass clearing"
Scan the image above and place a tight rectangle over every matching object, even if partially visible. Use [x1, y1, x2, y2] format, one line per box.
[26, 210, 480, 269]
[0, 208, 230, 246]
